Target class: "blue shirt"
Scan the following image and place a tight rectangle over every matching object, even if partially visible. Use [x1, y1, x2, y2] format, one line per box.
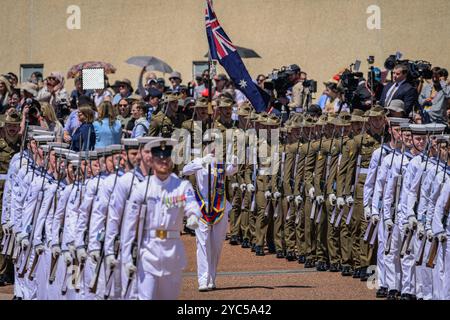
[93, 118, 123, 148]
[131, 118, 149, 138]
[71, 123, 96, 152]
[113, 92, 131, 105]
[64, 110, 80, 135]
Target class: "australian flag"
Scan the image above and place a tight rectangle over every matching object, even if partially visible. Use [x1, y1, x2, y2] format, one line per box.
[205, 0, 269, 113]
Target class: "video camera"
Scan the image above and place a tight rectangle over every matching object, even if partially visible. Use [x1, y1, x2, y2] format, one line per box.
[266, 66, 291, 97]
[384, 53, 433, 80]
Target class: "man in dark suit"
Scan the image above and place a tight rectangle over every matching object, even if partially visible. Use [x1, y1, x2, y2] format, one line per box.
[380, 64, 418, 116]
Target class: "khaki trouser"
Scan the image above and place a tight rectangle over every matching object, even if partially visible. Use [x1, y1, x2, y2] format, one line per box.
[304, 197, 317, 261]
[339, 206, 353, 267]
[295, 203, 306, 256]
[353, 174, 372, 269]
[273, 198, 285, 251]
[314, 199, 328, 262]
[255, 192, 274, 247]
[240, 190, 252, 241]
[284, 199, 297, 253]
[229, 185, 242, 238]
[326, 202, 341, 265]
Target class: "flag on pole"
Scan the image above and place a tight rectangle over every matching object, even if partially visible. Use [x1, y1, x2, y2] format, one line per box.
[205, 0, 269, 113]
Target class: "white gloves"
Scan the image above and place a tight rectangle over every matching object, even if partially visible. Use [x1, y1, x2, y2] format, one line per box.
[295, 195, 303, 206]
[76, 248, 88, 263]
[125, 262, 137, 279]
[371, 214, 380, 225]
[345, 196, 354, 206]
[286, 195, 294, 202]
[426, 229, 434, 241]
[328, 194, 337, 206]
[90, 250, 101, 264]
[63, 251, 73, 265]
[202, 154, 215, 165]
[51, 245, 61, 259]
[316, 195, 325, 205]
[385, 219, 394, 231]
[417, 223, 425, 238]
[308, 187, 315, 199]
[231, 183, 239, 190]
[408, 216, 418, 230]
[247, 184, 255, 192]
[1, 223, 9, 235]
[105, 255, 118, 270]
[240, 184, 247, 192]
[273, 192, 281, 199]
[364, 206, 372, 222]
[438, 233, 448, 243]
[35, 244, 44, 255]
[336, 197, 346, 209]
[21, 238, 30, 251]
[186, 215, 199, 230]
[264, 191, 272, 200]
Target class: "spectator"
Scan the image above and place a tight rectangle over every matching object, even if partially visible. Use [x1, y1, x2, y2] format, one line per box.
[70, 77, 93, 109]
[112, 79, 133, 105]
[256, 74, 267, 89]
[0, 75, 12, 112]
[130, 101, 149, 138]
[29, 71, 44, 89]
[213, 73, 228, 99]
[323, 82, 349, 113]
[71, 106, 96, 152]
[93, 86, 112, 108]
[39, 102, 64, 141]
[64, 95, 93, 143]
[419, 70, 450, 125]
[116, 98, 132, 131]
[36, 71, 68, 110]
[6, 90, 20, 114]
[145, 88, 162, 122]
[379, 64, 417, 115]
[169, 71, 183, 92]
[93, 101, 122, 147]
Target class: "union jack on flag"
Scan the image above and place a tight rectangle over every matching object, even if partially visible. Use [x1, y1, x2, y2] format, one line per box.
[205, 0, 269, 112]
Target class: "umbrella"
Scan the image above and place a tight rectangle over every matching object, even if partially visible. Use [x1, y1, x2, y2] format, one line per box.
[125, 56, 173, 73]
[204, 45, 261, 59]
[67, 61, 117, 79]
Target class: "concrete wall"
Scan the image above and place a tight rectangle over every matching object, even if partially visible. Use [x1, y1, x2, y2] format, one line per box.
[1, 0, 449, 94]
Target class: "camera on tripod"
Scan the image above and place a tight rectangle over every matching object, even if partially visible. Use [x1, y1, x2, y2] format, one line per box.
[266, 66, 291, 97]
[384, 52, 433, 81]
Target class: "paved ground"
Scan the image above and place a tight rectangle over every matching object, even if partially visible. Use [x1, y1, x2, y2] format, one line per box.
[0, 233, 375, 300]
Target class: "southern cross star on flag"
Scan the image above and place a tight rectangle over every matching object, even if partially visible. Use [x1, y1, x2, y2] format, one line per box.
[205, 0, 270, 113]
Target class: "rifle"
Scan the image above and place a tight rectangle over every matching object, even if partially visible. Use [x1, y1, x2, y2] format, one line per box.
[295, 130, 312, 225]
[426, 192, 450, 268]
[89, 150, 123, 294]
[310, 125, 325, 221]
[17, 144, 51, 278]
[104, 165, 140, 299]
[123, 169, 152, 298]
[273, 131, 286, 219]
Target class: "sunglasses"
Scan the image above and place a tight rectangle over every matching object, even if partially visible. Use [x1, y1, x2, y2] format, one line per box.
[119, 103, 129, 107]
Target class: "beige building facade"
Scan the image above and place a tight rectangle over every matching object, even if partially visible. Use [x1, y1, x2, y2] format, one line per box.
[1, 0, 450, 94]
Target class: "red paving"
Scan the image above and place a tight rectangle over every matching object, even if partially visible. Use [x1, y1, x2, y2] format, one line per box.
[0, 234, 375, 300]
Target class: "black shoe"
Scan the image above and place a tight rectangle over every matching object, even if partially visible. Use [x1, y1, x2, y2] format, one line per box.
[376, 287, 388, 298]
[341, 266, 353, 276]
[241, 239, 251, 249]
[298, 255, 306, 264]
[329, 263, 340, 272]
[0, 276, 5, 287]
[229, 235, 240, 246]
[352, 268, 361, 279]
[304, 259, 316, 268]
[360, 267, 370, 282]
[12, 296, 22, 300]
[255, 246, 265, 256]
[400, 293, 417, 300]
[316, 261, 327, 272]
[267, 243, 276, 254]
[286, 252, 296, 261]
[276, 250, 285, 259]
[225, 234, 231, 241]
[251, 243, 256, 252]
[387, 290, 399, 300]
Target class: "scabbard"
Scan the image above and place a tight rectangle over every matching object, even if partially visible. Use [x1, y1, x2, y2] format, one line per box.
[28, 251, 40, 281]
[345, 204, 354, 225]
[330, 207, 336, 225]
[415, 234, 427, 266]
[273, 199, 281, 219]
[334, 208, 344, 229]
[49, 254, 59, 284]
[399, 228, 410, 258]
[384, 229, 393, 255]
[369, 221, 379, 247]
[363, 220, 373, 243]
[61, 262, 70, 295]
[264, 201, 271, 218]
[310, 200, 316, 220]
[404, 228, 415, 255]
[315, 203, 323, 225]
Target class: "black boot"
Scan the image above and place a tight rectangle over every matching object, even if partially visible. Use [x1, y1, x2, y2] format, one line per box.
[341, 266, 353, 276]
[387, 290, 399, 300]
[286, 252, 296, 261]
[251, 243, 256, 252]
[400, 293, 417, 300]
[298, 255, 306, 264]
[229, 235, 240, 246]
[0, 275, 6, 287]
[352, 268, 361, 279]
[255, 245, 265, 256]
[276, 250, 285, 259]
[304, 259, 316, 268]
[316, 261, 327, 272]
[267, 243, 276, 254]
[241, 239, 251, 249]
[376, 287, 388, 298]
[360, 267, 370, 282]
[329, 263, 340, 272]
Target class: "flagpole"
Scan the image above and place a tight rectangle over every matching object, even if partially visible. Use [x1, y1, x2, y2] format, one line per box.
[207, 52, 213, 223]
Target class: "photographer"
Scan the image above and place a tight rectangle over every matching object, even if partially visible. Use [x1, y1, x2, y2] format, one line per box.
[419, 68, 450, 125]
[379, 64, 417, 115]
[286, 64, 307, 112]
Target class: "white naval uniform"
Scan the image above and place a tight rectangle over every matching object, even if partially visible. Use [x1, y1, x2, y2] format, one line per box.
[182, 156, 237, 289]
[104, 168, 146, 300]
[121, 174, 200, 300]
[431, 177, 450, 300]
[365, 145, 393, 290]
[50, 182, 76, 300]
[382, 150, 412, 294]
[75, 174, 107, 300]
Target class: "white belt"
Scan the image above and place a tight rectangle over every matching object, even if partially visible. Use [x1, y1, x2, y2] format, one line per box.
[359, 168, 369, 175]
[145, 229, 180, 240]
[258, 168, 271, 175]
[0, 174, 8, 181]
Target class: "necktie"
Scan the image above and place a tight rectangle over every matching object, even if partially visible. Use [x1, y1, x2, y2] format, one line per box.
[386, 83, 399, 107]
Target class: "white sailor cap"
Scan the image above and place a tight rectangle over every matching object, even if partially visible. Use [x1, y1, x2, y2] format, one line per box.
[436, 135, 450, 144]
[409, 124, 428, 135]
[107, 144, 124, 154]
[88, 151, 99, 159]
[41, 145, 51, 153]
[34, 135, 55, 144]
[28, 125, 47, 131]
[388, 117, 410, 126]
[426, 123, 447, 134]
[48, 142, 70, 149]
[70, 160, 81, 167]
[122, 138, 140, 148]
[137, 136, 162, 145]
[66, 153, 80, 161]
[148, 138, 177, 159]
[400, 122, 412, 131]
[95, 147, 108, 157]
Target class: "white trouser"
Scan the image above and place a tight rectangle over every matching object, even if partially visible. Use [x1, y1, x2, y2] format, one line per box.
[137, 269, 182, 300]
[83, 257, 104, 300]
[104, 261, 122, 300]
[376, 220, 387, 289]
[121, 262, 138, 300]
[14, 258, 25, 299]
[35, 247, 50, 300]
[414, 235, 433, 300]
[399, 225, 416, 295]
[195, 213, 228, 288]
[23, 250, 37, 300]
[434, 241, 447, 300]
[384, 224, 402, 291]
[442, 241, 450, 300]
[48, 256, 67, 300]
[60, 259, 80, 300]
